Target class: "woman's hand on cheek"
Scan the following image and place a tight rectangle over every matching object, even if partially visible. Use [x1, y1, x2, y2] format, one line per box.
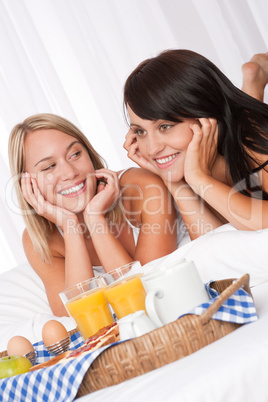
[21, 172, 77, 228]
[123, 130, 158, 175]
[184, 118, 218, 187]
[83, 169, 121, 220]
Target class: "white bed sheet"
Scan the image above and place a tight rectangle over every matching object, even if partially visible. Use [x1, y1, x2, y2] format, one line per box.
[78, 281, 268, 402]
[0, 262, 76, 351]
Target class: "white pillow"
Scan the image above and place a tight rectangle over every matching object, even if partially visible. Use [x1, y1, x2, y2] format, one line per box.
[143, 224, 268, 287]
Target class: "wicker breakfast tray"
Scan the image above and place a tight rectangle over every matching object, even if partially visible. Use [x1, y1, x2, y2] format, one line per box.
[75, 274, 251, 398]
[0, 274, 252, 398]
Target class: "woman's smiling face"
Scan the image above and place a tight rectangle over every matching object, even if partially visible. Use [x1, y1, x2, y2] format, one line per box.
[24, 129, 97, 213]
[127, 106, 196, 182]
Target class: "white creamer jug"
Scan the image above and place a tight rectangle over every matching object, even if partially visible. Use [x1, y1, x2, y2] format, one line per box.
[117, 310, 157, 340]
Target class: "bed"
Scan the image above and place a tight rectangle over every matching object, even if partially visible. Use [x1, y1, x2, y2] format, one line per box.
[0, 223, 268, 400]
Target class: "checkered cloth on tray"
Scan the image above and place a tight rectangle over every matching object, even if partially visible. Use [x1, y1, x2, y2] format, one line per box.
[0, 330, 116, 402]
[0, 281, 258, 402]
[187, 281, 259, 323]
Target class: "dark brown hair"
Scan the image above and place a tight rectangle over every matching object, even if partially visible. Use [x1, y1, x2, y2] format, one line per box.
[124, 49, 268, 199]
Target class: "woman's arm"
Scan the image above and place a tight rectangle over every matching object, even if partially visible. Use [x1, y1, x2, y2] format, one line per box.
[83, 169, 134, 271]
[165, 179, 225, 239]
[185, 119, 268, 230]
[120, 168, 178, 264]
[186, 173, 268, 230]
[21, 174, 94, 315]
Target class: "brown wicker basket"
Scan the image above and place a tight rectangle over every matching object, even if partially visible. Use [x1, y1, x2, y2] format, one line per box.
[0, 275, 252, 398]
[75, 274, 251, 397]
[0, 350, 7, 358]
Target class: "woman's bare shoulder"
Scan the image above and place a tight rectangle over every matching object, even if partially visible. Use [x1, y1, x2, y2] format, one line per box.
[22, 227, 65, 267]
[22, 228, 35, 255]
[118, 167, 166, 188]
[22, 228, 66, 315]
[118, 167, 176, 223]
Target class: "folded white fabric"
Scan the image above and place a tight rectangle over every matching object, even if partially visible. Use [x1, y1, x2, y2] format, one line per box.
[0, 262, 76, 351]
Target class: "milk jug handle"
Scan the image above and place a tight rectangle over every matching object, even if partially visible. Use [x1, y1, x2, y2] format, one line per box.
[145, 288, 164, 328]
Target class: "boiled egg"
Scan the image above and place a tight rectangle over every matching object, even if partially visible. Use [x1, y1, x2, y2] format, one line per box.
[7, 336, 34, 357]
[42, 320, 69, 346]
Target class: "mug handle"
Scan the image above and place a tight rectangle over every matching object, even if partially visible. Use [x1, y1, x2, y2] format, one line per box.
[145, 288, 164, 328]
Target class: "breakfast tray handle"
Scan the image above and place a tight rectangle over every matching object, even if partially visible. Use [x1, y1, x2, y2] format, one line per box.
[199, 274, 250, 325]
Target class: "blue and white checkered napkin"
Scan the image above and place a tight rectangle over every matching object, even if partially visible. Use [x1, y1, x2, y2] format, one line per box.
[0, 331, 116, 402]
[186, 280, 258, 324]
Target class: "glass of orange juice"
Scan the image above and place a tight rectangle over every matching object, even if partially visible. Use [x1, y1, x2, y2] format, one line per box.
[99, 261, 146, 319]
[59, 277, 114, 340]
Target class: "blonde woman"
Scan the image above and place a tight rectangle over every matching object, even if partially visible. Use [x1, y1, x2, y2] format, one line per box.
[9, 114, 178, 316]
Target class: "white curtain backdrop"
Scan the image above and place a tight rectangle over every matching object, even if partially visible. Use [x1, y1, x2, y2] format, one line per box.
[0, 0, 267, 273]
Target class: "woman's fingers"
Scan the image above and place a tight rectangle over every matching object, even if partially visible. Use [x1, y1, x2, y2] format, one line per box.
[189, 123, 203, 151]
[123, 131, 159, 174]
[84, 169, 122, 217]
[124, 130, 142, 164]
[30, 177, 50, 215]
[127, 140, 140, 157]
[94, 169, 121, 198]
[185, 118, 219, 185]
[21, 173, 77, 229]
[21, 173, 40, 210]
[190, 118, 218, 149]
[95, 169, 119, 186]
[21, 173, 55, 218]
[198, 118, 218, 143]
[124, 130, 149, 165]
[123, 130, 136, 150]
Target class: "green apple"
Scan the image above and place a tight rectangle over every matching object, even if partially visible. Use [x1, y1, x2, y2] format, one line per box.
[0, 355, 32, 379]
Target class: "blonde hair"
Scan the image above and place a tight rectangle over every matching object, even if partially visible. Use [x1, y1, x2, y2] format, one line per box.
[8, 113, 123, 262]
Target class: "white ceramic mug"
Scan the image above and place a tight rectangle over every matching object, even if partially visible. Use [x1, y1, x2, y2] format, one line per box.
[141, 258, 186, 278]
[117, 310, 157, 341]
[141, 260, 210, 327]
